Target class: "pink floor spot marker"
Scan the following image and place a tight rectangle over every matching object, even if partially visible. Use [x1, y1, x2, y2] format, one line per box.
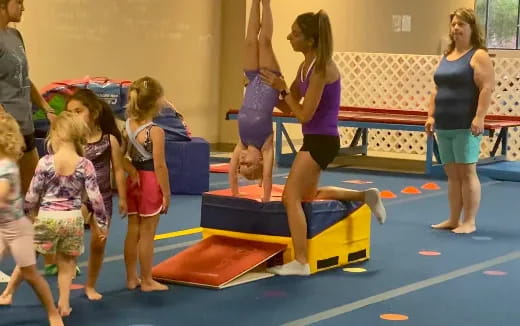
[418, 250, 441, 256]
[70, 283, 84, 290]
[483, 270, 507, 276]
[380, 313, 409, 321]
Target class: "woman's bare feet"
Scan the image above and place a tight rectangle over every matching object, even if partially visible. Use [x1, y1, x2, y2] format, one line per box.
[126, 278, 141, 290]
[84, 286, 103, 301]
[57, 301, 72, 317]
[0, 293, 12, 305]
[140, 279, 168, 292]
[452, 222, 476, 234]
[431, 219, 459, 230]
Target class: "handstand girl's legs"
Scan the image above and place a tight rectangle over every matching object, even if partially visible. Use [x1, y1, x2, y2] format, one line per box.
[258, 0, 280, 72]
[244, 0, 260, 71]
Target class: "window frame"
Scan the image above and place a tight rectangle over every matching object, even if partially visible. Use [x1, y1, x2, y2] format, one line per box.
[475, 0, 520, 50]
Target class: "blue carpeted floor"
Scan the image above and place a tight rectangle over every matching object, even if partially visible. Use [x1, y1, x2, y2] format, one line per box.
[1, 166, 519, 326]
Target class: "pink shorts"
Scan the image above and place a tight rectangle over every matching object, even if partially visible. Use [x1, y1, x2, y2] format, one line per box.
[0, 217, 36, 267]
[127, 171, 164, 217]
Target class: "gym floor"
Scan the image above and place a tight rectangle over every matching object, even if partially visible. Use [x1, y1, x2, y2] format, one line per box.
[1, 164, 519, 326]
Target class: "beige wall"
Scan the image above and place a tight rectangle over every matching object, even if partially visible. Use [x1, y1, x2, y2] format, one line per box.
[252, 0, 474, 101]
[217, 0, 246, 147]
[18, 0, 222, 143]
[16, 0, 497, 146]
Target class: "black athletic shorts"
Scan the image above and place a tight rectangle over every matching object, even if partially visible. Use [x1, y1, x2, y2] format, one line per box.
[300, 134, 340, 170]
[23, 133, 36, 153]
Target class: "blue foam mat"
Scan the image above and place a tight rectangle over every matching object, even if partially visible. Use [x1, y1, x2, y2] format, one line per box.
[477, 161, 520, 182]
[201, 194, 362, 238]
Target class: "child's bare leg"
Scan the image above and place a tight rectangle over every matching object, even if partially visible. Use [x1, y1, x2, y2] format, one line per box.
[259, 0, 280, 72]
[124, 214, 140, 289]
[85, 216, 107, 300]
[244, 0, 261, 71]
[56, 253, 76, 317]
[139, 215, 167, 292]
[19, 265, 63, 326]
[43, 254, 57, 276]
[0, 265, 24, 305]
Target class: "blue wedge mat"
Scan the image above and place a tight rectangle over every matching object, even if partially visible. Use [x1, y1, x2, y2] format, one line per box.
[478, 161, 520, 182]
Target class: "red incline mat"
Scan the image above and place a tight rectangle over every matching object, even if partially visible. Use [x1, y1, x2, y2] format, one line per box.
[209, 163, 230, 173]
[152, 236, 286, 288]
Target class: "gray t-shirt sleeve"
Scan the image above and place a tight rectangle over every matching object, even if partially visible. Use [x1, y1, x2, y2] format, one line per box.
[0, 28, 34, 135]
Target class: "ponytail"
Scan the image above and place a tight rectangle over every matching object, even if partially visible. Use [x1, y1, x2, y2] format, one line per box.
[98, 100, 122, 145]
[296, 10, 334, 75]
[126, 76, 164, 121]
[126, 89, 142, 120]
[315, 10, 333, 75]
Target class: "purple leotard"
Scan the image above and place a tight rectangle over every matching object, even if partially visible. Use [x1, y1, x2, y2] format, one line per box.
[238, 70, 280, 149]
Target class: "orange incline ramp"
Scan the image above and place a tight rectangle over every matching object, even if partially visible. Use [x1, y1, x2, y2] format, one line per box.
[152, 236, 286, 289]
[209, 163, 230, 173]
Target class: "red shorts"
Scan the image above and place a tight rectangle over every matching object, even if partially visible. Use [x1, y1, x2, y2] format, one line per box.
[127, 171, 164, 217]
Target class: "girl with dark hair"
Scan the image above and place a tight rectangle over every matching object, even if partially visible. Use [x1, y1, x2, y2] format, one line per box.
[65, 89, 127, 300]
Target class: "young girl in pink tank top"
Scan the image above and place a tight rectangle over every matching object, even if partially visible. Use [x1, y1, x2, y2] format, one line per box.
[123, 76, 170, 292]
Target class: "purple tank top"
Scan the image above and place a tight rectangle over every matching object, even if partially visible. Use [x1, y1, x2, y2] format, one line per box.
[238, 70, 280, 149]
[298, 64, 340, 136]
[84, 134, 112, 217]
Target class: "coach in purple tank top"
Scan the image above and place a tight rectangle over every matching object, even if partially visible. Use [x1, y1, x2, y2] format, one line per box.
[298, 62, 340, 137]
[261, 10, 387, 276]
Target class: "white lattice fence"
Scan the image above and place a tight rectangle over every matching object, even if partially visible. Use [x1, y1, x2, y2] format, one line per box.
[333, 52, 520, 161]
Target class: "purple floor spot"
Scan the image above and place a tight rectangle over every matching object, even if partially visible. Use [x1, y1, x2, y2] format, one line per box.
[472, 236, 493, 241]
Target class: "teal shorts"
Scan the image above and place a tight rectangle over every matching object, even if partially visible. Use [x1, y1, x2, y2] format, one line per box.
[436, 129, 482, 164]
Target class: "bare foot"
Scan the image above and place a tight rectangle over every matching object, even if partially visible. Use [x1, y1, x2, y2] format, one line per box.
[140, 280, 168, 292]
[0, 293, 12, 305]
[84, 287, 103, 301]
[48, 312, 64, 326]
[57, 302, 72, 317]
[126, 278, 141, 290]
[431, 219, 459, 230]
[452, 223, 476, 234]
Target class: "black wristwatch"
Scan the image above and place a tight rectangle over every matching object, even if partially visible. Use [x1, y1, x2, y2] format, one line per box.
[279, 89, 290, 101]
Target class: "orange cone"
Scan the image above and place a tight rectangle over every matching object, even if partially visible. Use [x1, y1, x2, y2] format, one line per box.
[421, 182, 440, 190]
[380, 190, 397, 199]
[401, 186, 422, 195]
